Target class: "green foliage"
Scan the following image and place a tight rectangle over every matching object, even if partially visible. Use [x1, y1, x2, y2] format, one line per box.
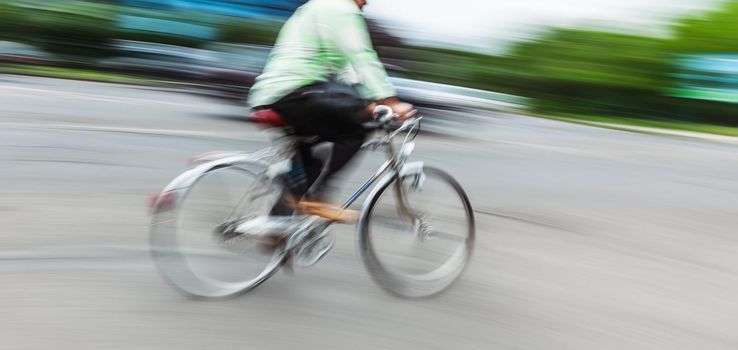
[0, 0, 32, 42]
[3, 0, 119, 57]
[393, 46, 508, 92]
[0, 0, 734, 126]
[671, 0, 738, 53]
[217, 19, 281, 45]
[506, 29, 669, 91]
[493, 29, 674, 117]
[403, 2, 738, 125]
[1, 1, 216, 54]
[115, 30, 206, 49]
[0, 0, 281, 53]
[0, 1, 267, 59]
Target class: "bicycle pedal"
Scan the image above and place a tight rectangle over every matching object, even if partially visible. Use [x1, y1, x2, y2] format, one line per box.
[294, 231, 334, 268]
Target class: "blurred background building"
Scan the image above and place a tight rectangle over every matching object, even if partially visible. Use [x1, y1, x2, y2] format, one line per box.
[0, 0, 736, 127]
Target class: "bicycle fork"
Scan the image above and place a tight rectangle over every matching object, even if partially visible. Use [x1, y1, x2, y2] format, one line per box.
[386, 141, 431, 242]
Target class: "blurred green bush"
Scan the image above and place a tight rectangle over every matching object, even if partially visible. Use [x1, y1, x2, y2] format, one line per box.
[0, 0, 280, 54]
[2, 1, 119, 57]
[401, 1, 738, 126]
[0, 0, 735, 125]
[218, 19, 281, 45]
[0, 0, 31, 42]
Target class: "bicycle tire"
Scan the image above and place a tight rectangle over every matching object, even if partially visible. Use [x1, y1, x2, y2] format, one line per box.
[358, 167, 475, 298]
[150, 163, 286, 298]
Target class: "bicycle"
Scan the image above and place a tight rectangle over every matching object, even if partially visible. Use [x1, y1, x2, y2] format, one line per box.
[149, 105, 475, 298]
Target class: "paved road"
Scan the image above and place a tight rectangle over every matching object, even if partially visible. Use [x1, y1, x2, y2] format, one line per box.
[1, 75, 738, 349]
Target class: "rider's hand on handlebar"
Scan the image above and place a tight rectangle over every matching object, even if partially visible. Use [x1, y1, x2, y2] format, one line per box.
[375, 97, 417, 121]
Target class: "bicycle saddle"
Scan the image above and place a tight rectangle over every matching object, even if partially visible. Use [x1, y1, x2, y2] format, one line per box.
[249, 109, 288, 127]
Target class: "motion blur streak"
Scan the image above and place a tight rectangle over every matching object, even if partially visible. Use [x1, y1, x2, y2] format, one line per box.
[1, 0, 737, 349]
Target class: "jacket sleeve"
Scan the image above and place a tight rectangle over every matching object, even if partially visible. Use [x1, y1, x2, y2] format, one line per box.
[319, 6, 396, 100]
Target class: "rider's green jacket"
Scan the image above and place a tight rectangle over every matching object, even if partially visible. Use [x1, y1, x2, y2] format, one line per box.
[246, 0, 396, 108]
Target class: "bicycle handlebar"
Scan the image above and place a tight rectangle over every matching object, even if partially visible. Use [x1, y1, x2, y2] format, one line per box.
[374, 105, 395, 123]
[360, 106, 423, 150]
[362, 105, 420, 131]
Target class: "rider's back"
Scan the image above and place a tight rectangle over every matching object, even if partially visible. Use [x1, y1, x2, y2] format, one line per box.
[247, 0, 394, 108]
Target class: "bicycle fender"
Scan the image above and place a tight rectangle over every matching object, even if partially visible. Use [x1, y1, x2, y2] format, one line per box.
[400, 161, 426, 189]
[400, 161, 424, 177]
[356, 161, 426, 244]
[364, 161, 426, 197]
[357, 161, 426, 213]
[162, 155, 269, 193]
[151, 156, 270, 215]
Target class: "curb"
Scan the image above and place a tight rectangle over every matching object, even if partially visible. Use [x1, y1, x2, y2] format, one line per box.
[548, 117, 738, 145]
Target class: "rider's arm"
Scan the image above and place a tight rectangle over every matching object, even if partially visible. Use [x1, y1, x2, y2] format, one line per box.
[319, 5, 396, 101]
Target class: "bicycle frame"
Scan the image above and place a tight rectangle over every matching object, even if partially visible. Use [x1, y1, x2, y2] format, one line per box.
[304, 116, 424, 211]
[280, 116, 424, 252]
[341, 135, 419, 216]
[238, 115, 423, 213]
[161, 116, 425, 246]
[149, 109, 474, 298]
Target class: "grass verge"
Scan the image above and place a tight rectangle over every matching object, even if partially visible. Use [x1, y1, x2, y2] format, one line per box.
[0, 63, 160, 85]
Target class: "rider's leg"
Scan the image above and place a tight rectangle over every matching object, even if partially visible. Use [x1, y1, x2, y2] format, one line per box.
[308, 129, 367, 198]
[298, 140, 325, 196]
[269, 142, 318, 216]
[269, 130, 365, 216]
[288, 124, 367, 222]
[267, 81, 370, 219]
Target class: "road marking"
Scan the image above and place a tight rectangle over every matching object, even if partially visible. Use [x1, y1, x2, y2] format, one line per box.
[0, 85, 213, 108]
[0, 245, 356, 264]
[0, 122, 267, 142]
[0, 246, 150, 262]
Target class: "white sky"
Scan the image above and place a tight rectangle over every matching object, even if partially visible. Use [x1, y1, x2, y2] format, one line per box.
[363, 0, 723, 53]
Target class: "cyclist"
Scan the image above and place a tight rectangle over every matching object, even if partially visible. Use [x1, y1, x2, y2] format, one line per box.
[247, 0, 415, 221]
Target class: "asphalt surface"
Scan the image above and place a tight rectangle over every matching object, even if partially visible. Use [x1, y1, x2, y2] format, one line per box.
[1, 75, 738, 349]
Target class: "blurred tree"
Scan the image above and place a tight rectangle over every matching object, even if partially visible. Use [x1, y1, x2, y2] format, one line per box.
[495, 29, 671, 116]
[0, 0, 733, 124]
[664, 0, 738, 124]
[671, 0, 738, 53]
[0, 0, 32, 42]
[216, 17, 404, 51]
[507, 30, 668, 90]
[217, 19, 281, 45]
[25, 1, 119, 57]
[390, 2, 738, 124]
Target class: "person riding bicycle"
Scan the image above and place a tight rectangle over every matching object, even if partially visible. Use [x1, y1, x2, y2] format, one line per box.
[247, 0, 415, 221]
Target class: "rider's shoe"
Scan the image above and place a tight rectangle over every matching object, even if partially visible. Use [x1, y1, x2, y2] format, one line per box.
[295, 200, 358, 223]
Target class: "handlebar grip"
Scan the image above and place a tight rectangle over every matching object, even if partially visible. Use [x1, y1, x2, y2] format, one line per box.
[374, 105, 395, 123]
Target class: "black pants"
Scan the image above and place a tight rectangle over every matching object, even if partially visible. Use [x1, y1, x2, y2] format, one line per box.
[266, 81, 371, 214]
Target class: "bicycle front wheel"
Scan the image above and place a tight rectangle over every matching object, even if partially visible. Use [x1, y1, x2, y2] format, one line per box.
[150, 164, 285, 298]
[358, 167, 475, 298]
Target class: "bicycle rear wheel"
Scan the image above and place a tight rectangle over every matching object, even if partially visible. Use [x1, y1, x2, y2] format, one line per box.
[358, 167, 475, 297]
[150, 164, 286, 298]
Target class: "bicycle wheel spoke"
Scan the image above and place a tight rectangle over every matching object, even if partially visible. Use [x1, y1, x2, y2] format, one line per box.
[151, 164, 286, 297]
[425, 230, 467, 243]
